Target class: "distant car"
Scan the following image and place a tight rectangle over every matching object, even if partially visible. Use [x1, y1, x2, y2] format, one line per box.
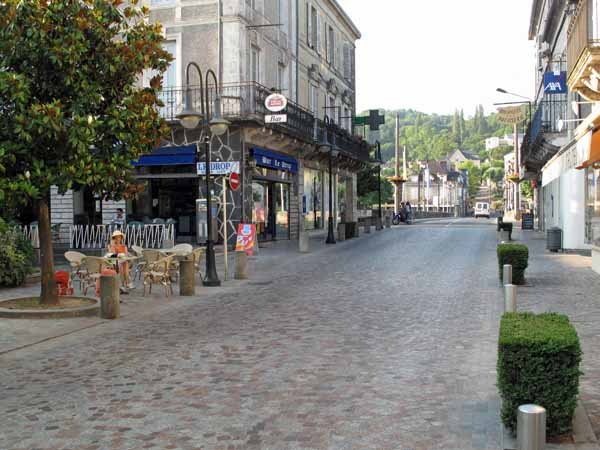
[474, 202, 490, 219]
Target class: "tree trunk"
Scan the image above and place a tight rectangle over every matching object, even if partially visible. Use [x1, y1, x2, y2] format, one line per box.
[38, 197, 58, 305]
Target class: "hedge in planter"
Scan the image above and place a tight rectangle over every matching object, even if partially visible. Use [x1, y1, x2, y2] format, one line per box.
[497, 312, 582, 436]
[498, 243, 529, 285]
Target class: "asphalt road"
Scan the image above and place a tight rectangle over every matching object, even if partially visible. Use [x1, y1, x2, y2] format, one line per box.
[1, 218, 505, 450]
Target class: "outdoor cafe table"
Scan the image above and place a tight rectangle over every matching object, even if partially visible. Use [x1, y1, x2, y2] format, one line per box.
[102, 255, 140, 274]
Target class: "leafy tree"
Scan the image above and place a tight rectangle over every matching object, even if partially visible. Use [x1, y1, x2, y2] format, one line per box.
[0, 0, 171, 304]
[458, 161, 482, 198]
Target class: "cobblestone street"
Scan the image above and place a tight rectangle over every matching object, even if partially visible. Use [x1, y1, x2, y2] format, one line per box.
[1, 219, 596, 450]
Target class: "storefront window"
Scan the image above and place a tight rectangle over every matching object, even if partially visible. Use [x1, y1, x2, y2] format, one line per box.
[304, 168, 323, 230]
[586, 167, 600, 246]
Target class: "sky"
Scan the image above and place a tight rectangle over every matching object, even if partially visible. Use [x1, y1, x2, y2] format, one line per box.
[337, 0, 536, 117]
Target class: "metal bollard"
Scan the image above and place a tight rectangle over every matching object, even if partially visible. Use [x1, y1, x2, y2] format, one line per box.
[385, 215, 392, 228]
[337, 223, 346, 241]
[234, 251, 248, 279]
[100, 275, 120, 319]
[517, 404, 546, 450]
[299, 232, 309, 253]
[179, 257, 195, 296]
[504, 284, 517, 312]
[503, 264, 513, 285]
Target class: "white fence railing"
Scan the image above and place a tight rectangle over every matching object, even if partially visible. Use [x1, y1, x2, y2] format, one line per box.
[69, 224, 175, 250]
[18, 225, 40, 249]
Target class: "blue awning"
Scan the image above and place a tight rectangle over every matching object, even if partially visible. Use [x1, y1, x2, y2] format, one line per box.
[252, 147, 298, 173]
[132, 144, 196, 167]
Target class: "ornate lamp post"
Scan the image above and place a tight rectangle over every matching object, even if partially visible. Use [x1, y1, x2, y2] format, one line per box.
[318, 116, 337, 244]
[177, 62, 230, 287]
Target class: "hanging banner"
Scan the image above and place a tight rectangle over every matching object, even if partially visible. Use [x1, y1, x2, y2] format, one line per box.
[235, 223, 256, 256]
[497, 106, 526, 124]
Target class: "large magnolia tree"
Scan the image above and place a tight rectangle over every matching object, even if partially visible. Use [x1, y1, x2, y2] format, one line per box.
[0, 0, 171, 304]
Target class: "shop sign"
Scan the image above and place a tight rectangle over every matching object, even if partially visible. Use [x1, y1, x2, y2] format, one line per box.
[265, 114, 288, 124]
[543, 71, 567, 94]
[235, 223, 256, 256]
[265, 93, 287, 112]
[197, 161, 240, 175]
[253, 147, 298, 173]
[497, 106, 526, 124]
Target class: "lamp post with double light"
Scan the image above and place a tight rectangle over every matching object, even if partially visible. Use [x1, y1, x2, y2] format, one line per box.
[177, 62, 230, 287]
[318, 116, 338, 244]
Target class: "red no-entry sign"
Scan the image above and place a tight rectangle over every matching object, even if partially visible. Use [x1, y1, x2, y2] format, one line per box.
[229, 172, 240, 191]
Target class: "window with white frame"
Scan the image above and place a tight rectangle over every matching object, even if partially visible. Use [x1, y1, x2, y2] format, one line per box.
[307, 3, 317, 49]
[278, 63, 286, 92]
[251, 46, 260, 83]
[309, 84, 318, 115]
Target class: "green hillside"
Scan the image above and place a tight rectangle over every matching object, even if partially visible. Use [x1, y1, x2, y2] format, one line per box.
[358, 106, 514, 163]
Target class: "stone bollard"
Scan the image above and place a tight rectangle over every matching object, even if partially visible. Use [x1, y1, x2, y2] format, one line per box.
[234, 251, 248, 279]
[504, 284, 517, 312]
[299, 232, 310, 253]
[503, 264, 513, 285]
[337, 223, 346, 241]
[517, 404, 546, 450]
[179, 257, 195, 296]
[364, 219, 371, 234]
[100, 274, 120, 319]
[385, 214, 392, 228]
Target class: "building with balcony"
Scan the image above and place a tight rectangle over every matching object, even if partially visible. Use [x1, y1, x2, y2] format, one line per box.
[48, 0, 369, 247]
[566, 0, 600, 257]
[522, 0, 589, 249]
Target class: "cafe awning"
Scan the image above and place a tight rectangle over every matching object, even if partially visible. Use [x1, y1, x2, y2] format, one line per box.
[576, 130, 600, 170]
[132, 144, 196, 167]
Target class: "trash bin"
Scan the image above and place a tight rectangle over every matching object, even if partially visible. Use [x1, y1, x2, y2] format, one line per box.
[546, 227, 562, 252]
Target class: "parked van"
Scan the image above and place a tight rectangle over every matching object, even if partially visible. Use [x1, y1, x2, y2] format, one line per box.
[474, 202, 490, 219]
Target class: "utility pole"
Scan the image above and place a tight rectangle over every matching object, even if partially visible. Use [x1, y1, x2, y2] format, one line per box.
[389, 113, 405, 214]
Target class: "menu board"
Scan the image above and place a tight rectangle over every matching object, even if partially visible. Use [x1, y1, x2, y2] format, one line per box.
[522, 213, 534, 230]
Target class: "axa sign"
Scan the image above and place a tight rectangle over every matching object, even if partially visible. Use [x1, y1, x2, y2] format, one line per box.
[543, 71, 567, 94]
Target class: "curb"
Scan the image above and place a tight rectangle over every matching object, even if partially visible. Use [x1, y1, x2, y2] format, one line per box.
[0, 298, 100, 319]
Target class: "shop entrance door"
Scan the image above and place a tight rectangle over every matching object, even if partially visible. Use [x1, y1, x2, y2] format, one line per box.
[252, 181, 290, 241]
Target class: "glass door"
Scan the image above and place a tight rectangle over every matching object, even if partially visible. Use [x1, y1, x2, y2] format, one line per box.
[252, 181, 271, 241]
[275, 183, 290, 239]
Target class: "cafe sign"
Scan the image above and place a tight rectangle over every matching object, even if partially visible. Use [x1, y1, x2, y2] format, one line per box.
[497, 106, 526, 124]
[265, 93, 287, 112]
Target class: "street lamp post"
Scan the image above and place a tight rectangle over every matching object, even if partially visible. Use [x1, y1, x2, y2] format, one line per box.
[177, 62, 230, 287]
[320, 116, 336, 245]
[375, 140, 382, 223]
[496, 88, 533, 220]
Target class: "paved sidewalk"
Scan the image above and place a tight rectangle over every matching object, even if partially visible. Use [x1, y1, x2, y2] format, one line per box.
[509, 228, 600, 442]
[0, 230, 352, 355]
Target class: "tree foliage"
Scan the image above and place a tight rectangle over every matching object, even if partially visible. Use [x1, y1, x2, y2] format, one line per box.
[0, 0, 171, 303]
[363, 107, 513, 164]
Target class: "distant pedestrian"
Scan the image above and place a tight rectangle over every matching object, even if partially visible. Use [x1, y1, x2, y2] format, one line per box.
[112, 208, 125, 228]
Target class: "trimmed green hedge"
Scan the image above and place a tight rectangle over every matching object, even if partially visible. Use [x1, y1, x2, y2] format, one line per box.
[498, 243, 528, 285]
[497, 313, 582, 436]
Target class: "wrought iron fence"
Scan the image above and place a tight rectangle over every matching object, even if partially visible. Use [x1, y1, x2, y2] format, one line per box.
[17, 225, 40, 249]
[522, 96, 566, 168]
[69, 224, 174, 250]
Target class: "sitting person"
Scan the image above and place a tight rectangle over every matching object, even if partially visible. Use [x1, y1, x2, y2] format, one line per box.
[107, 230, 134, 289]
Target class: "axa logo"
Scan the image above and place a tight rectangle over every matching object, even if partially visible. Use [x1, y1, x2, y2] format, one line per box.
[545, 81, 564, 92]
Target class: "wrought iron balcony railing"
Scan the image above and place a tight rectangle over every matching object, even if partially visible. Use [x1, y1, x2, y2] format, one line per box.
[522, 96, 567, 169]
[157, 82, 369, 162]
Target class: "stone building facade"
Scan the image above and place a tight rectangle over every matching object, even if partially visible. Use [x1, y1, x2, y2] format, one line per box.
[49, 0, 369, 247]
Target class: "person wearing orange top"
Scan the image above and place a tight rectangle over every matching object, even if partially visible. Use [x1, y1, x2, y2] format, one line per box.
[108, 230, 133, 289]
